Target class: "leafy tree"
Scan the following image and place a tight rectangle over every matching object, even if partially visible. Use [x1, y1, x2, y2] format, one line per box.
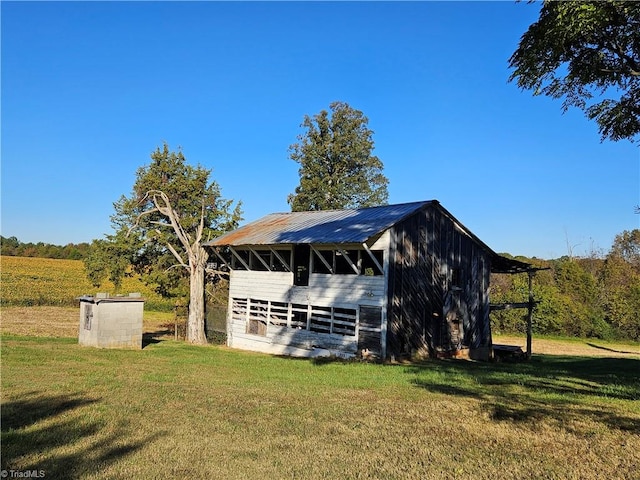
[84, 143, 242, 344]
[85, 231, 140, 291]
[490, 242, 640, 341]
[0, 236, 20, 256]
[609, 229, 640, 269]
[554, 257, 611, 337]
[509, 1, 640, 142]
[601, 229, 640, 340]
[491, 261, 566, 336]
[287, 101, 389, 211]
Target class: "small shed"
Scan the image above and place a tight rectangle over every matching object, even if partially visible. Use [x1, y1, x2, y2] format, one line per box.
[205, 200, 529, 361]
[78, 293, 144, 349]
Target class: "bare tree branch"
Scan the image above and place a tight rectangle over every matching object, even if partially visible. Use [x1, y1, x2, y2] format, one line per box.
[150, 221, 173, 229]
[146, 190, 193, 252]
[165, 263, 185, 272]
[166, 242, 188, 268]
[205, 267, 230, 278]
[128, 190, 194, 268]
[127, 193, 159, 236]
[194, 195, 206, 246]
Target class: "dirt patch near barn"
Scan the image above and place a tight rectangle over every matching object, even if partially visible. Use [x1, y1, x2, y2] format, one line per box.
[493, 334, 639, 358]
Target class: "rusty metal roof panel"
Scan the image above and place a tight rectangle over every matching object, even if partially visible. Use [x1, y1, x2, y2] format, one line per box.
[206, 201, 434, 246]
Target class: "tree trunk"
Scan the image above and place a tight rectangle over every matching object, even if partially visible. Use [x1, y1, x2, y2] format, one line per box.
[186, 246, 208, 344]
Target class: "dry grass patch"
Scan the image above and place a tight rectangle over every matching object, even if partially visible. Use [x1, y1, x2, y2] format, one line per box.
[494, 334, 639, 358]
[0, 306, 175, 339]
[0, 306, 79, 337]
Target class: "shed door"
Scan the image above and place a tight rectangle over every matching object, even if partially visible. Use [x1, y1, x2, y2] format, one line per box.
[84, 304, 93, 330]
[443, 290, 463, 350]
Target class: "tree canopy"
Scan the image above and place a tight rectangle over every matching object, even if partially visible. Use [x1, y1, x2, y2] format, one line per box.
[509, 1, 640, 142]
[491, 229, 640, 341]
[85, 143, 242, 343]
[287, 101, 389, 211]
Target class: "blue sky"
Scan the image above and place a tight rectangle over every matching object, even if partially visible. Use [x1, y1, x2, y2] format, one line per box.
[2, 1, 638, 260]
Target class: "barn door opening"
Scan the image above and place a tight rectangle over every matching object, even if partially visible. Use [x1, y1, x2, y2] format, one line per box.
[443, 289, 463, 351]
[358, 306, 382, 358]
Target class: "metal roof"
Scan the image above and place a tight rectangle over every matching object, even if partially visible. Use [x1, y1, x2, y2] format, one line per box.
[206, 200, 534, 274]
[205, 201, 434, 246]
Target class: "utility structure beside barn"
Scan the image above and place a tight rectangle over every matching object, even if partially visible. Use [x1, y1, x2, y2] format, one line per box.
[78, 293, 144, 349]
[205, 200, 532, 361]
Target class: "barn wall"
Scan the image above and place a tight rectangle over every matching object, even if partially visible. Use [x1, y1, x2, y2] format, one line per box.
[227, 270, 385, 307]
[228, 270, 293, 301]
[226, 269, 386, 357]
[386, 205, 492, 359]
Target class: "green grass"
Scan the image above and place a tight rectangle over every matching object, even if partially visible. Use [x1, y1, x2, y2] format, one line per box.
[2, 335, 639, 479]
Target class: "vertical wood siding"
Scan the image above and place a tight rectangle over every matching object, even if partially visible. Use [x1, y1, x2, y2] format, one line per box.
[386, 205, 492, 358]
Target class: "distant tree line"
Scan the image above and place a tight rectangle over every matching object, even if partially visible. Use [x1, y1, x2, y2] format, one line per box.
[492, 229, 640, 341]
[0, 236, 91, 260]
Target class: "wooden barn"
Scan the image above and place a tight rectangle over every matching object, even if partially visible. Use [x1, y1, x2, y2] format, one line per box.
[205, 200, 530, 361]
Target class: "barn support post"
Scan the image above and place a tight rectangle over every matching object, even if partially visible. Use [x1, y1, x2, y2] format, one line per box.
[490, 266, 548, 361]
[526, 270, 534, 360]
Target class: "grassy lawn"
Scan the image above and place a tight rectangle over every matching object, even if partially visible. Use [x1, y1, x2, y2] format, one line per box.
[1, 322, 639, 479]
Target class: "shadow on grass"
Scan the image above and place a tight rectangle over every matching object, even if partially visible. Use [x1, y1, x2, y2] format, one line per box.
[1, 391, 163, 479]
[585, 342, 639, 355]
[142, 332, 165, 348]
[310, 355, 370, 366]
[142, 329, 225, 347]
[406, 355, 640, 434]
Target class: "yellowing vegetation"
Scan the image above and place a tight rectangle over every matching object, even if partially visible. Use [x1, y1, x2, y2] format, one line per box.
[0, 256, 171, 309]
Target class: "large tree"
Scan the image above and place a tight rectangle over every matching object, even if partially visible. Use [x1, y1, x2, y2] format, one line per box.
[509, 1, 640, 142]
[287, 101, 389, 211]
[601, 229, 640, 340]
[85, 143, 242, 344]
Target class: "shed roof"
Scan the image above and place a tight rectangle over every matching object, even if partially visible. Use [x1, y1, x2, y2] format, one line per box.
[205, 200, 533, 274]
[206, 201, 432, 246]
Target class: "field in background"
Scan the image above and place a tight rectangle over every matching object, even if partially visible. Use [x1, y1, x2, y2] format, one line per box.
[0, 256, 174, 311]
